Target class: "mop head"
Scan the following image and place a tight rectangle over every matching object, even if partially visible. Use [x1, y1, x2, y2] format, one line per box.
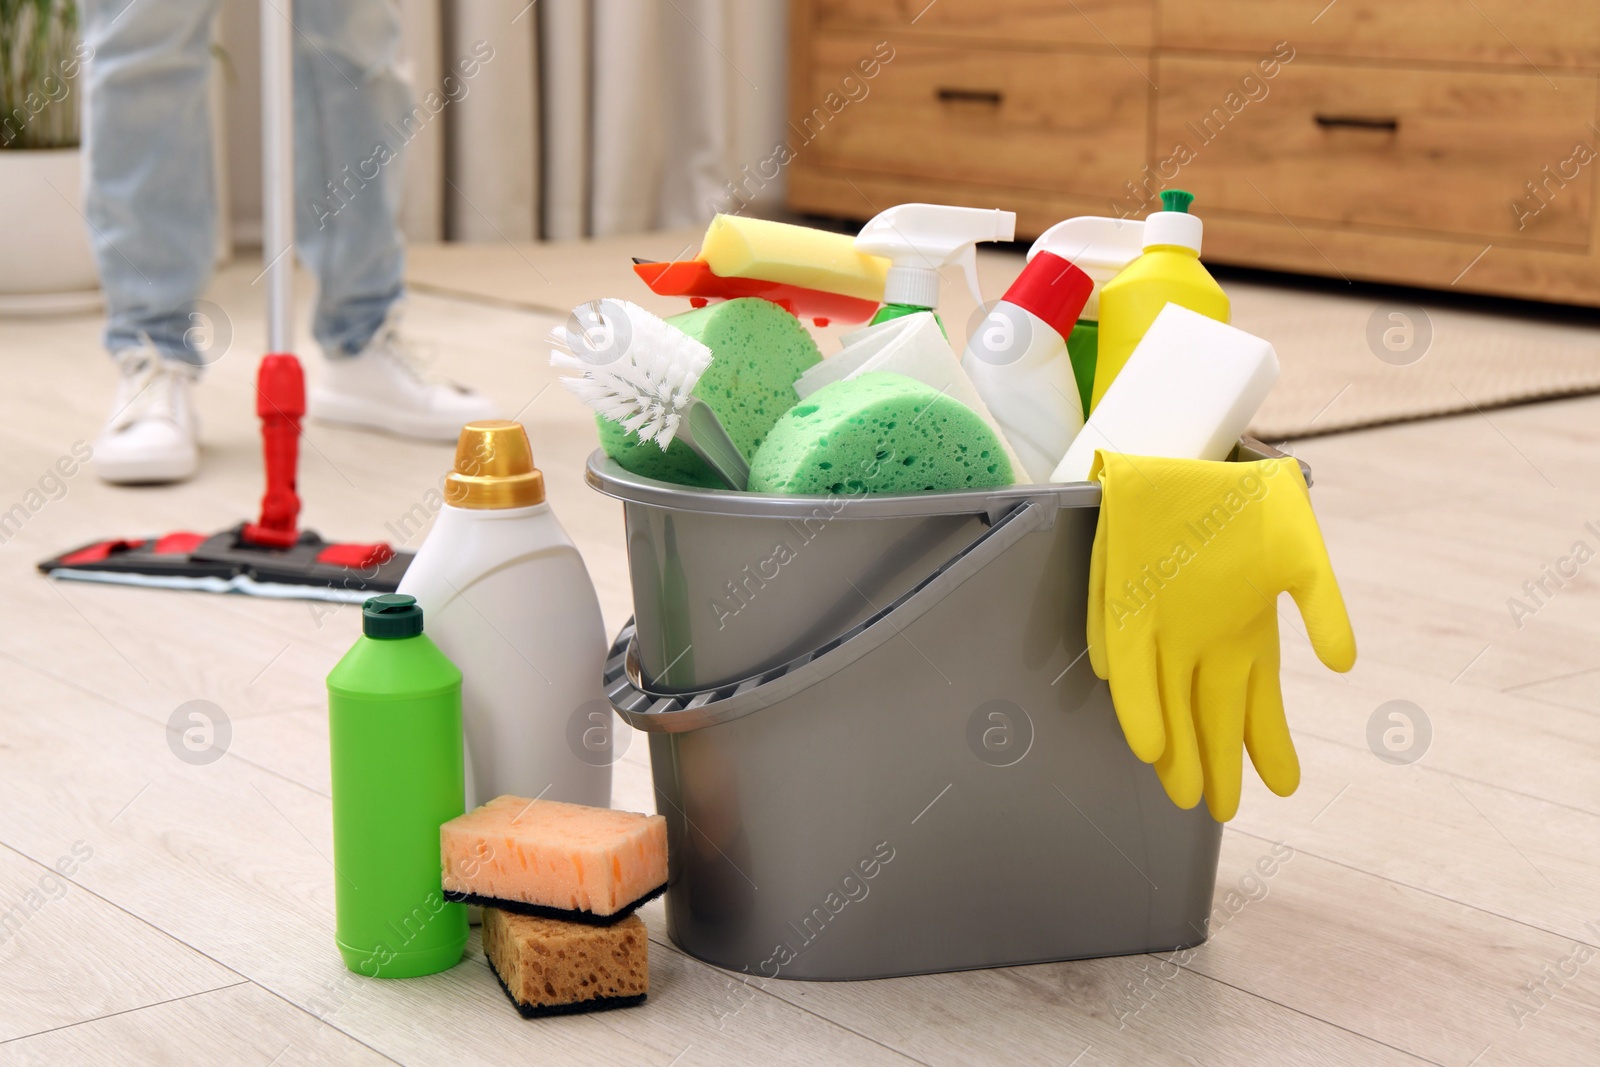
[37, 527, 408, 601]
[483, 909, 648, 1018]
[747, 371, 1014, 495]
[574, 298, 820, 488]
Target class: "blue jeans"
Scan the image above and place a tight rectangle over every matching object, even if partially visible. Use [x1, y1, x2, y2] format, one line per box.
[84, 0, 411, 366]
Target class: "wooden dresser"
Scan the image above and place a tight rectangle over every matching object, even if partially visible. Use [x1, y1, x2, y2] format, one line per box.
[785, 0, 1600, 305]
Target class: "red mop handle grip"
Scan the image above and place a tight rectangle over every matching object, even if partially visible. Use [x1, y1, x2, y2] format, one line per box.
[243, 354, 305, 549]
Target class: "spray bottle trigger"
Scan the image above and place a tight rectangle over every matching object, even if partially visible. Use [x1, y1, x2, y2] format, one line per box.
[957, 245, 983, 305]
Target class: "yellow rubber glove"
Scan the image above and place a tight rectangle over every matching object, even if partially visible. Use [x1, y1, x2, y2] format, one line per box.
[1086, 452, 1355, 821]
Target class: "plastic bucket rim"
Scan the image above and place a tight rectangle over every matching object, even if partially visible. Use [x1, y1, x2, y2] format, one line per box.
[583, 449, 1101, 519]
[583, 438, 1300, 519]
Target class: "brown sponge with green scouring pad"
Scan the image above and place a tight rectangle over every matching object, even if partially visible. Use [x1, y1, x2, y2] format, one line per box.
[747, 371, 1014, 495]
[598, 297, 821, 487]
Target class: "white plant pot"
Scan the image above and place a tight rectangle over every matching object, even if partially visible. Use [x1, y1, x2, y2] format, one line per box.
[0, 147, 102, 314]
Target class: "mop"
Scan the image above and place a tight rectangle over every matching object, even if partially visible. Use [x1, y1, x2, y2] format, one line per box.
[38, 3, 412, 602]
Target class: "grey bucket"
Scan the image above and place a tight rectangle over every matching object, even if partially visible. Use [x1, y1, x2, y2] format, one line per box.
[593, 440, 1298, 981]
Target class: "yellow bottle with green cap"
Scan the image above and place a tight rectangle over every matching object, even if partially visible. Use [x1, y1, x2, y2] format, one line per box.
[396, 421, 612, 812]
[1092, 189, 1230, 411]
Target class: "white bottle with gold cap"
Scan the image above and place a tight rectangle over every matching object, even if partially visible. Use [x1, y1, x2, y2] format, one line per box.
[398, 420, 612, 809]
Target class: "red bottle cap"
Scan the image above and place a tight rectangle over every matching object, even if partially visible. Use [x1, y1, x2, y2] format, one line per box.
[1000, 252, 1093, 341]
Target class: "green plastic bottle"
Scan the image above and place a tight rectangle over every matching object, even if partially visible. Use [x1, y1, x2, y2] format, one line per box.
[869, 302, 946, 335]
[327, 594, 468, 978]
[1065, 321, 1098, 420]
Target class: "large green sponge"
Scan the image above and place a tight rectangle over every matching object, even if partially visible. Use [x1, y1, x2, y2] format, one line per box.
[597, 297, 821, 487]
[748, 372, 1014, 495]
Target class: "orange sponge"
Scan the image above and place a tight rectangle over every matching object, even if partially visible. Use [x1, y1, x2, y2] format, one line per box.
[441, 795, 668, 924]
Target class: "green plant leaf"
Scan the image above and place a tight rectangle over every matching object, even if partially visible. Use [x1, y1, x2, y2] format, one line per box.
[1, 0, 82, 150]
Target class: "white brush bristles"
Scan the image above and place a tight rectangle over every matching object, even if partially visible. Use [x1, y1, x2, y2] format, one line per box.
[549, 299, 714, 450]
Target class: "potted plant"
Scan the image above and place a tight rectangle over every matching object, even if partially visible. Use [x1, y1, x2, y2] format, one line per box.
[0, 0, 98, 312]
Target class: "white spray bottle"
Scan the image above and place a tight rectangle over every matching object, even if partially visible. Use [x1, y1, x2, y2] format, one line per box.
[397, 420, 612, 810]
[1026, 216, 1146, 420]
[854, 204, 1016, 331]
[960, 249, 1095, 483]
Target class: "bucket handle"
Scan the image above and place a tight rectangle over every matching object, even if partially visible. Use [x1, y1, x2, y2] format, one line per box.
[605, 497, 1056, 733]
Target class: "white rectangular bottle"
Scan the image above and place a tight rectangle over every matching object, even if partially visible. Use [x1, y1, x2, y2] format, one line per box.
[398, 421, 613, 809]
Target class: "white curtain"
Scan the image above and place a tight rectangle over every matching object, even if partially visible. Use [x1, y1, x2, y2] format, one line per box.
[435, 0, 539, 241]
[448, 0, 789, 241]
[219, 0, 790, 245]
[394, 0, 447, 242]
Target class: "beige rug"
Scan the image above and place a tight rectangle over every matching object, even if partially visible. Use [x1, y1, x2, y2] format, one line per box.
[407, 232, 1600, 440]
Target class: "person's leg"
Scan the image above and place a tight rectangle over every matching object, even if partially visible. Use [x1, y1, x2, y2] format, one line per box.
[83, 0, 221, 483]
[294, 0, 497, 440]
[83, 0, 222, 367]
[290, 0, 409, 357]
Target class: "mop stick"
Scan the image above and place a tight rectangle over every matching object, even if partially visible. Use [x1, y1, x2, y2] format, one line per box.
[241, 0, 305, 550]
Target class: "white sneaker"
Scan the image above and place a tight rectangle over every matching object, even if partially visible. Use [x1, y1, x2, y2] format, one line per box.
[94, 345, 200, 485]
[309, 313, 497, 441]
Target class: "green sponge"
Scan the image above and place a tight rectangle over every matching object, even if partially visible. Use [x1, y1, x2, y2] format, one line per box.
[748, 372, 1014, 495]
[598, 298, 821, 487]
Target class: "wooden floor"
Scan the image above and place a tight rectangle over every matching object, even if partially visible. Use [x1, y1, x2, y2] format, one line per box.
[1, 255, 1597, 1066]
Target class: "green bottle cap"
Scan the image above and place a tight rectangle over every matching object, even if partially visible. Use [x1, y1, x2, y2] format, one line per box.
[1160, 189, 1195, 214]
[363, 593, 424, 639]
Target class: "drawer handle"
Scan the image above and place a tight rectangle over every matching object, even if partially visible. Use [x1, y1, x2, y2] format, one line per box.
[1314, 113, 1399, 132]
[936, 87, 1003, 106]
